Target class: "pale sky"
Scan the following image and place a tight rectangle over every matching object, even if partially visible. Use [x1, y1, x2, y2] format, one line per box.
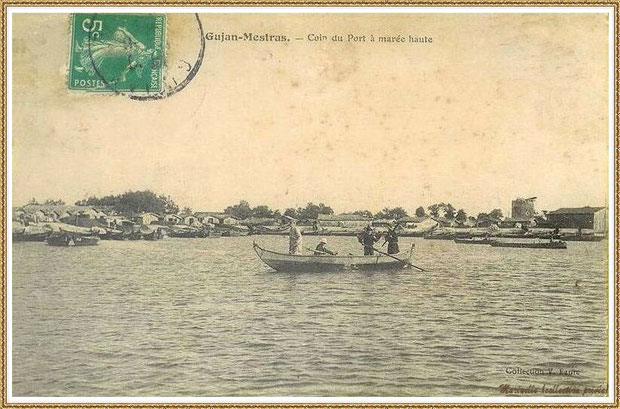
[12, 12, 610, 216]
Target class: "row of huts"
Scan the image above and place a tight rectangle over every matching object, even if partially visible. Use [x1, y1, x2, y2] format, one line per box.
[13, 205, 244, 231]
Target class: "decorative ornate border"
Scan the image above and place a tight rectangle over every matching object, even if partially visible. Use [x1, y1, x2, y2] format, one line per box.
[0, 1, 617, 408]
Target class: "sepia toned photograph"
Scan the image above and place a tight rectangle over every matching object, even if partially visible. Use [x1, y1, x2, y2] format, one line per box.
[5, 5, 616, 404]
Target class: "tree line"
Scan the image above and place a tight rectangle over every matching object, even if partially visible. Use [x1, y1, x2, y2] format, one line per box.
[73, 191, 179, 215]
[26, 191, 505, 222]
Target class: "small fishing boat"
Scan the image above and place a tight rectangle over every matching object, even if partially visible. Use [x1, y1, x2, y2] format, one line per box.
[126, 227, 143, 240]
[454, 237, 496, 245]
[424, 233, 455, 240]
[499, 232, 534, 238]
[254, 225, 291, 235]
[490, 240, 567, 249]
[140, 225, 165, 241]
[12, 225, 26, 242]
[204, 229, 222, 238]
[47, 230, 99, 247]
[253, 242, 414, 272]
[561, 235, 606, 242]
[100, 228, 128, 240]
[142, 230, 157, 240]
[221, 226, 249, 237]
[16, 225, 52, 242]
[168, 226, 198, 238]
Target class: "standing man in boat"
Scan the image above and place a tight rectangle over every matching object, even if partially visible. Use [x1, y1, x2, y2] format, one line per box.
[289, 219, 303, 255]
[383, 223, 400, 254]
[550, 226, 561, 242]
[359, 224, 380, 255]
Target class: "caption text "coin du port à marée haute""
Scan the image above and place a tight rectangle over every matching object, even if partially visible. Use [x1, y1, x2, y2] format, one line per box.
[205, 32, 433, 44]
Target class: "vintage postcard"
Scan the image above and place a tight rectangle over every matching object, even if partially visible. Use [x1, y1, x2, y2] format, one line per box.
[3, 4, 617, 407]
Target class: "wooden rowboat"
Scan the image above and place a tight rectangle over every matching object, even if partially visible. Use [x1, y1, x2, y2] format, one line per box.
[253, 242, 413, 272]
[490, 240, 567, 249]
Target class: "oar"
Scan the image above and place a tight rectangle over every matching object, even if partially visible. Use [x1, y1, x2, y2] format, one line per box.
[381, 222, 402, 247]
[372, 247, 426, 272]
[305, 246, 329, 255]
[305, 246, 351, 256]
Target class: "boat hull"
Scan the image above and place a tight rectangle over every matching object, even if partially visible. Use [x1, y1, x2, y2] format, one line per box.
[561, 235, 606, 242]
[253, 243, 410, 272]
[454, 238, 495, 245]
[490, 240, 567, 249]
[168, 230, 197, 238]
[47, 232, 99, 247]
[424, 234, 454, 240]
[18, 232, 50, 242]
[100, 229, 128, 240]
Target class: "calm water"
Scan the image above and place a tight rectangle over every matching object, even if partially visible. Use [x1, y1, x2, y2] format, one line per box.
[12, 236, 609, 397]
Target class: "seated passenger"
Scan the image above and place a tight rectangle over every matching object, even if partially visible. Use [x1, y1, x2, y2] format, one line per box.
[314, 238, 337, 255]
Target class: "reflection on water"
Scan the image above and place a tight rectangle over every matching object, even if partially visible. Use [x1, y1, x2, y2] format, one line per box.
[12, 236, 608, 397]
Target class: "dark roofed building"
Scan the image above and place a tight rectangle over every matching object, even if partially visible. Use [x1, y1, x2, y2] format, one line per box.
[546, 206, 607, 232]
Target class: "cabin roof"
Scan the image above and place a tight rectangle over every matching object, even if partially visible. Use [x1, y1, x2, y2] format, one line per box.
[548, 206, 605, 215]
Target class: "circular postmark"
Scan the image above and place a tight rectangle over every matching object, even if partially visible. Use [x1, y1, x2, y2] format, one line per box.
[80, 13, 205, 101]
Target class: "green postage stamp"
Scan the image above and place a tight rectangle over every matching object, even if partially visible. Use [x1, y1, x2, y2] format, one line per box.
[69, 14, 166, 92]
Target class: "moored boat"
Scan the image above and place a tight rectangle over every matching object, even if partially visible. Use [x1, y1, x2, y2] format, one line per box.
[490, 240, 567, 249]
[12, 225, 26, 242]
[100, 228, 129, 240]
[204, 229, 222, 238]
[454, 237, 496, 245]
[253, 225, 291, 235]
[221, 226, 249, 237]
[16, 225, 52, 242]
[561, 234, 606, 242]
[126, 227, 142, 240]
[424, 232, 455, 240]
[47, 230, 99, 247]
[168, 226, 199, 238]
[141, 225, 165, 241]
[142, 230, 157, 240]
[253, 242, 413, 272]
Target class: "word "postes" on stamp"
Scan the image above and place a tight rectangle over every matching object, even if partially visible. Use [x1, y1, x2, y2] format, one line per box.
[69, 14, 166, 93]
